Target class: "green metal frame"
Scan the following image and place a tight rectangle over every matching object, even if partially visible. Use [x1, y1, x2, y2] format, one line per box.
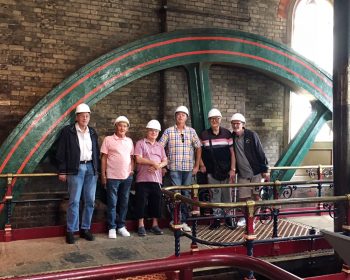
[0, 28, 332, 223]
[271, 101, 332, 181]
[185, 63, 212, 131]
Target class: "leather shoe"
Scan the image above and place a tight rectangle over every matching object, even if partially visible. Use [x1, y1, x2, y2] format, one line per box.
[80, 229, 95, 241]
[209, 218, 221, 230]
[225, 217, 237, 230]
[66, 232, 75, 244]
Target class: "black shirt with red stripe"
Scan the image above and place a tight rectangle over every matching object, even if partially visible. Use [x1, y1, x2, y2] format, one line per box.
[200, 127, 233, 174]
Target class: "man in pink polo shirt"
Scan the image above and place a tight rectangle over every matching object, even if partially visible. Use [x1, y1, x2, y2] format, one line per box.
[134, 120, 168, 236]
[101, 116, 135, 239]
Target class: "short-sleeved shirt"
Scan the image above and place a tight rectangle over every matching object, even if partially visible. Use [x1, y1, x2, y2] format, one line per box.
[159, 125, 201, 171]
[134, 138, 167, 184]
[200, 127, 233, 174]
[100, 134, 134, 180]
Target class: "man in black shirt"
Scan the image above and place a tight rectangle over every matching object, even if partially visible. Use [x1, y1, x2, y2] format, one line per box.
[200, 109, 236, 229]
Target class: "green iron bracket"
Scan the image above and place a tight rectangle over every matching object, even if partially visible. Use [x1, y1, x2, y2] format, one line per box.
[185, 63, 212, 133]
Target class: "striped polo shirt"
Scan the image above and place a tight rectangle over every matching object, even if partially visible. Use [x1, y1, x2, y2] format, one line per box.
[200, 127, 233, 174]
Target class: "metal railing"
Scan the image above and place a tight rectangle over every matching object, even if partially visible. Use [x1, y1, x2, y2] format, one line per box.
[2, 252, 303, 280]
[0, 166, 347, 280]
[270, 165, 333, 198]
[0, 173, 60, 241]
[0, 165, 336, 242]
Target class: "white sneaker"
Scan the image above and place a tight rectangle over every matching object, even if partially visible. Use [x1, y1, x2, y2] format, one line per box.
[108, 229, 117, 239]
[182, 223, 191, 232]
[117, 227, 131, 237]
[237, 218, 246, 227]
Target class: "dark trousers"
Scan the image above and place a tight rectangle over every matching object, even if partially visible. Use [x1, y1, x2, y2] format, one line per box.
[135, 182, 162, 219]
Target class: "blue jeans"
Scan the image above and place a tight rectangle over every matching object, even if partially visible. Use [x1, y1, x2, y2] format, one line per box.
[66, 162, 97, 232]
[169, 171, 193, 223]
[107, 176, 133, 229]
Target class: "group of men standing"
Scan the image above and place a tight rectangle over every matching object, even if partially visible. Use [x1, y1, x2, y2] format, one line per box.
[56, 103, 268, 244]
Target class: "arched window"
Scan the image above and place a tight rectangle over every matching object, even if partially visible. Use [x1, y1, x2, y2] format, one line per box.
[290, 0, 333, 141]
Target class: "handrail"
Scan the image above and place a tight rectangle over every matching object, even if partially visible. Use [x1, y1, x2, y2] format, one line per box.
[4, 253, 303, 280]
[162, 189, 348, 209]
[269, 165, 332, 170]
[0, 173, 58, 178]
[163, 179, 333, 192]
[0, 164, 333, 178]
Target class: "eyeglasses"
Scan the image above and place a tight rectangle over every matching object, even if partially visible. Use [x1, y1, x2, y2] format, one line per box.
[209, 117, 220, 122]
[180, 133, 184, 143]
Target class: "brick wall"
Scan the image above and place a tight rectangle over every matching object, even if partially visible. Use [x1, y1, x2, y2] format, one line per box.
[210, 65, 285, 164]
[0, 0, 161, 144]
[0, 0, 292, 228]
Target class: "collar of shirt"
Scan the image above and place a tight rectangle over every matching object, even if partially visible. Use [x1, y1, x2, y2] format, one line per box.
[113, 133, 127, 140]
[209, 127, 221, 136]
[174, 124, 187, 131]
[144, 138, 157, 145]
[75, 123, 90, 134]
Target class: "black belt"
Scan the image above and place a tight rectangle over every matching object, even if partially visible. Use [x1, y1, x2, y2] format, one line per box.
[80, 160, 92, 164]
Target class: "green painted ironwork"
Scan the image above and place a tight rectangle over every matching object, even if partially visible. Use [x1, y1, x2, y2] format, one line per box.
[272, 101, 332, 181]
[185, 63, 212, 132]
[0, 28, 333, 226]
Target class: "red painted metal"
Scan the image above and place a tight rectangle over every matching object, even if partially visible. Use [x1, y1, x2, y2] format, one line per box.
[304, 272, 349, 280]
[0, 224, 332, 256]
[279, 207, 330, 217]
[4, 252, 303, 280]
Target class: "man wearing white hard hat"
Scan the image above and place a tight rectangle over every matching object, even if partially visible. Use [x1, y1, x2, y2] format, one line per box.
[200, 108, 237, 230]
[56, 103, 99, 244]
[100, 116, 135, 239]
[134, 120, 168, 236]
[159, 105, 201, 232]
[231, 113, 269, 227]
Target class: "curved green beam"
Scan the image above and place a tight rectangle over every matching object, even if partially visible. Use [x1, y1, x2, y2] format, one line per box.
[0, 28, 332, 187]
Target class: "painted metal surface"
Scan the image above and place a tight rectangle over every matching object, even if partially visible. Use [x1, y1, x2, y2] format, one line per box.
[0, 28, 332, 217]
[2, 252, 304, 280]
[272, 101, 332, 181]
[185, 63, 212, 131]
[321, 230, 350, 266]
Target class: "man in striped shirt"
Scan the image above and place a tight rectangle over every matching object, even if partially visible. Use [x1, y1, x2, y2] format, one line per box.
[159, 105, 201, 232]
[200, 108, 236, 230]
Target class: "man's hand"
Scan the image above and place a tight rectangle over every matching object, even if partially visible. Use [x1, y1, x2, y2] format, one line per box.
[58, 174, 67, 182]
[101, 176, 107, 187]
[192, 166, 199, 175]
[199, 165, 206, 173]
[229, 169, 236, 183]
[262, 172, 270, 182]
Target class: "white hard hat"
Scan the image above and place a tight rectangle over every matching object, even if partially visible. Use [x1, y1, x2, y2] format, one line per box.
[146, 120, 161, 131]
[231, 113, 246, 123]
[114, 116, 130, 127]
[175, 105, 189, 116]
[208, 108, 222, 119]
[75, 103, 91, 114]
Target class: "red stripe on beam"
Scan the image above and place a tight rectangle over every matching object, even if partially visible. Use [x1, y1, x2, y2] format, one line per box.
[0, 36, 331, 174]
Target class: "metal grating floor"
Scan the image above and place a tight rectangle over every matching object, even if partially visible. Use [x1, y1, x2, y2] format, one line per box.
[196, 219, 313, 246]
